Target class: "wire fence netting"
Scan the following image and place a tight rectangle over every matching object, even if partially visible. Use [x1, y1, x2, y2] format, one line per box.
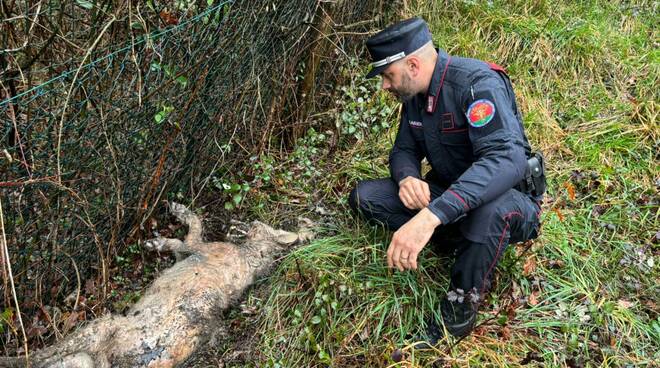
[1, 0, 390, 351]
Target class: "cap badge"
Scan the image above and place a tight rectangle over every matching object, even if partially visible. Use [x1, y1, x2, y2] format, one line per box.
[467, 99, 496, 127]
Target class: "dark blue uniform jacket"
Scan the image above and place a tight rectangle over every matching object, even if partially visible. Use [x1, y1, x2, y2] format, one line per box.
[390, 49, 532, 225]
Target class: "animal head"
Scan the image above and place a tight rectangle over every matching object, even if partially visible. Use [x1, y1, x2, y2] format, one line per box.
[246, 218, 314, 246]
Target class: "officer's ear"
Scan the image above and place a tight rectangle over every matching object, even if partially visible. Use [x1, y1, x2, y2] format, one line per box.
[405, 55, 422, 76]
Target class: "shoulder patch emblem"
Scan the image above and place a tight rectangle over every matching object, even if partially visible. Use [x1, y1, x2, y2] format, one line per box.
[467, 99, 496, 128]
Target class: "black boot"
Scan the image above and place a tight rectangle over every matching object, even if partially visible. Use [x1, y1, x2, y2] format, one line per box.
[439, 296, 477, 338]
[410, 297, 477, 349]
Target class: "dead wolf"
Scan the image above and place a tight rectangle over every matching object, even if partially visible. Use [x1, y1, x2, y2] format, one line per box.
[0, 203, 312, 368]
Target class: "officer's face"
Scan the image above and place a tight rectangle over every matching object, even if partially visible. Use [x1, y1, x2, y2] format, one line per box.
[380, 63, 416, 102]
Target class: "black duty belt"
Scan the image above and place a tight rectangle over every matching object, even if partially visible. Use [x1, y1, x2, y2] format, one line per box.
[516, 152, 547, 197]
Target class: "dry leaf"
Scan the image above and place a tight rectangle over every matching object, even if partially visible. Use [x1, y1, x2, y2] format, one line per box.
[547, 259, 565, 269]
[358, 326, 370, 341]
[159, 10, 179, 25]
[617, 299, 633, 309]
[529, 291, 539, 306]
[63, 311, 79, 332]
[523, 257, 537, 276]
[85, 279, 96, 295]
[499, 326, 511, 340]
[563, 181, 576, 200]
[391, 349, 403, 363]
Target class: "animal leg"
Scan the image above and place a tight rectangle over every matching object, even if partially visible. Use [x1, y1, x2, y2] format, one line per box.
[144, 237, 185, 253]
[169, 202, 202, 243]
[144, 237, 193, 261]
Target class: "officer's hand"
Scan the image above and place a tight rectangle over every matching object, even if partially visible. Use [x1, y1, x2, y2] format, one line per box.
[387, 208, 441, 271]
[398, 176, 431, 210]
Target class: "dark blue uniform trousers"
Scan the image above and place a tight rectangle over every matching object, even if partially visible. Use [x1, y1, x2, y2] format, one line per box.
[349, 177, 541, 296]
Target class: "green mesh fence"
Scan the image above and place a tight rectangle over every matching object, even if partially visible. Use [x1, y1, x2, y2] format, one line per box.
[0, 0, 390, 342]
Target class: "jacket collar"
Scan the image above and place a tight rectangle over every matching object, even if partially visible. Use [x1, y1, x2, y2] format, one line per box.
[425, 49, 451, 113]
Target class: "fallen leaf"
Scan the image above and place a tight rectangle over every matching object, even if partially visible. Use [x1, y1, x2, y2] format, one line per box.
[358, 326, 370, 341]
[529, 291, 539, 306]
[159, 10, 179, 25]
[498, 326, 511, 340]
[523, 257, 537, 276]
[391, 349, 403, 362]
[563, 181, 576, 200]
[617, 299, 633, 309]
[63, 311, 79, 332]
[85, 279, 96, 295]
[547, 259, 565, 269]
[591, 204, 608, 217]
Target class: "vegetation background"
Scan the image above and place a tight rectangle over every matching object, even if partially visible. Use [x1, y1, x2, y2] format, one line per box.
[1, 0, 658, 367]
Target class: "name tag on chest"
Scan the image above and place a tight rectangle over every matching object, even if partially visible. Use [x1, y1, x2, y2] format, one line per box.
[409, 120, 423, 129]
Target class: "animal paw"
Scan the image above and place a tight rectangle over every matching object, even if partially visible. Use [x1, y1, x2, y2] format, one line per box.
[296, 217, 316, 243]
[144, 237, 166, 252]
[169, 202, 191, 222]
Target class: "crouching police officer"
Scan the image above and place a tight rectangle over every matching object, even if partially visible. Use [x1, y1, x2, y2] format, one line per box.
[348, 17, 546, 345]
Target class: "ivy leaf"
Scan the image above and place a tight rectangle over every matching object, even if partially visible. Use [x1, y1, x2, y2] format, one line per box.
[232, 194, 242, 205]
[76, 0, 94, 9]
[154, 113, 163, 124]
[310, 316, 321, 324]
[175, 75, 188, 87]
[224, 202, 234, 210]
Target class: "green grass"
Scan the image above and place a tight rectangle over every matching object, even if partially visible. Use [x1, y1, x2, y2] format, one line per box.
[231, 0, 659, 366]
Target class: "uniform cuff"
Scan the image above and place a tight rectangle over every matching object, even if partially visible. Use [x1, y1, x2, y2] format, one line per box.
[394, 168, 421, 184]
[427, 203, 451, 225]
[429, 189, 469, 224]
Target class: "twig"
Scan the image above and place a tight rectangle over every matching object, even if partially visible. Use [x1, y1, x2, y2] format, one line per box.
[56, 15, 116, 184]
[75, 209, 108, 299]
[0, 176, 58, 187]
[98, 101, 124, 247]
[1, 0, 42, 53]
[128, 1, 143, 107]
[191, 123, 234, 205]
[62, 252, 82, 312]
[0, 80, 32, 177]
[0, 198, 29, 363]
